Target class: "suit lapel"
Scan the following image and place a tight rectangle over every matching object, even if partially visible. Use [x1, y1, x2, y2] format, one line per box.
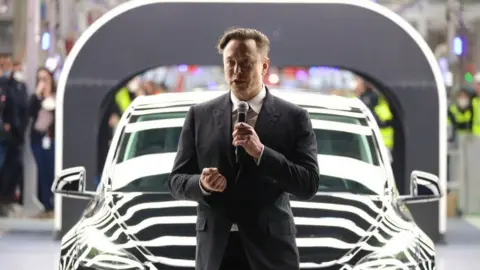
[235, 89, 281, 184]
[213, 93, 236, 170]
[254, 89, 281, 143]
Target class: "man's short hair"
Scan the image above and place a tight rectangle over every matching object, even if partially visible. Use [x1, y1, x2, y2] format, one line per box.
[216, 27, 270, 55]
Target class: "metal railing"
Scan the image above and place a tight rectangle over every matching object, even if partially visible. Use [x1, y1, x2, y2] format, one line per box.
[448, 134, 480, 216]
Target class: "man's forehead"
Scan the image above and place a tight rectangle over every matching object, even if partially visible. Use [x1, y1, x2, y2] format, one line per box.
[224, 51, 256, 60]
[225, 39, 257, 52]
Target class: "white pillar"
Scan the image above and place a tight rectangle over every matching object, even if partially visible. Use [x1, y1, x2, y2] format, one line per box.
[25, 0, 41, 90]
[58, 0, 72, 39]
[12, 0, 28, 62]
[46, 0, 57, 57]
[417, 0, 429, 39]
[474, 19, 480, 73]
[23, 0, 42, 215]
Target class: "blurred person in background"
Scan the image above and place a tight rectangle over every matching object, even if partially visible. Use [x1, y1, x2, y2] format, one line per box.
[472, 73, 480, 136]
[141, 80, 169, 95]
[448, 87, 474, 134]
[354, 76, 394, 155]
[9, 61, 28, 207]
[142, 81, 157, 95]
[0, 57, 28, 216]
[109, 77, 142, 132]
[0, 56, 26, 216]
[28, 67, 56, 218]
[157, 82, 168, 93]
[95, 77, 142, 187]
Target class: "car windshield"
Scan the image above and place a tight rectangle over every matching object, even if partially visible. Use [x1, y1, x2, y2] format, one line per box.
[110, 109, 385, 195]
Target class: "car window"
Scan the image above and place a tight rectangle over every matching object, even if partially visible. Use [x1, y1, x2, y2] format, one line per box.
[112, 110, 383, 195]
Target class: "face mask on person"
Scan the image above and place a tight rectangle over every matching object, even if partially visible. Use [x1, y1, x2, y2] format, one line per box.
[127, 80, 140, 93]
[457, 98, 470, 109]
[41, 96, 56, 111]
[13, 71, 25, 82]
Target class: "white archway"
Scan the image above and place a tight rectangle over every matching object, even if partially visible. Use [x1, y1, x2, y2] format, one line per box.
[55, 0, 447, 238]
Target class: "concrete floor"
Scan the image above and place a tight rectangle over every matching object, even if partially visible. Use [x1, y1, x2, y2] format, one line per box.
[1, 217, 480, 270]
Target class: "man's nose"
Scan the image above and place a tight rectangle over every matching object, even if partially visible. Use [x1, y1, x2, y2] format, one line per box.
[233, 64, 242, 74]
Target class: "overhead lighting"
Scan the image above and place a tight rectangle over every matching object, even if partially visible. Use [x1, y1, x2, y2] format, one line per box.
[453, 36, 464, 56]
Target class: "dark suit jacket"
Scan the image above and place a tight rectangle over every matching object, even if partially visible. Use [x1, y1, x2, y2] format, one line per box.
[168, 89, 320, 270]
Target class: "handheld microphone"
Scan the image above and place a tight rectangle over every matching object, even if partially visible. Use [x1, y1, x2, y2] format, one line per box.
[235, 101, 249, 163]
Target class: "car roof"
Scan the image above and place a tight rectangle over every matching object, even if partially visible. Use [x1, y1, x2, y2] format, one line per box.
[130, 88, 367, 113]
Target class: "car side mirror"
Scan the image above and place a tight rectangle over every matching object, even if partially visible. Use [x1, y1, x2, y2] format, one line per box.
[51, 166, 95, 200]
[399, 170, 442, 203]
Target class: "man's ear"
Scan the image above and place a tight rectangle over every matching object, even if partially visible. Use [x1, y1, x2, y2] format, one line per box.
[262, 56, 270, 75]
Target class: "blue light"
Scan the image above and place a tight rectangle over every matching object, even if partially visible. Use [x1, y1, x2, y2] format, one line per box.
[41, 32, 51, 50]
[207, 81, 217, 90]
[309, 67, 318, 74]
[453, 37, 463, 55]
[178, 64, 188, 72]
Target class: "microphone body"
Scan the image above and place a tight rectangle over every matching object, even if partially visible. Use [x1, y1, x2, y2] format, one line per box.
[235, 101, 249, 163]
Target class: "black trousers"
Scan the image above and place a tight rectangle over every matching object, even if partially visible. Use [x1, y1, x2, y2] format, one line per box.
[219, 232, 251, 270]
[0, 145, 23, 203]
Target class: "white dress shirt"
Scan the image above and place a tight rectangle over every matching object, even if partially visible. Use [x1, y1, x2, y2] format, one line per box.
[230, 86, 266, 115]
[199, 87, 267, 231]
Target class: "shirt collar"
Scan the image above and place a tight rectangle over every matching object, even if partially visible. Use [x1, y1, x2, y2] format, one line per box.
[231, 85, 266, 113]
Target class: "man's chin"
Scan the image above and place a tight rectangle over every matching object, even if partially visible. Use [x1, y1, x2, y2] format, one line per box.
[231, 86, 247, 93]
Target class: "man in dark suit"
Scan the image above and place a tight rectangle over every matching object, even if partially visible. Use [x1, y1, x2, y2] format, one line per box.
[168, 27, 320, 270]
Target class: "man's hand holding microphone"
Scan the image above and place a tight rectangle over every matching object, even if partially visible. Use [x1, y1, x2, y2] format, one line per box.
[200, 101, 264, 194]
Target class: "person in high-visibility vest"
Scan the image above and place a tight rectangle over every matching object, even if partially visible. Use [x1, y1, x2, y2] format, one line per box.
[354, 77, 394, 151]
[448, 87, 474, 134]
[472, 73, 480, 136]
[109, 78, 141, 131]
[96, 77, 141, 187]
[374, 98, 394, 150]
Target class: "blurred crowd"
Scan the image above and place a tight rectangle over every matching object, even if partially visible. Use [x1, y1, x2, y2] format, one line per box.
[96, 76, 170, 185]
[106, 76, 169, 132]
[1, 56, 478, 220]
[0, 62, 174, 219]
[0, 55, 57, 219]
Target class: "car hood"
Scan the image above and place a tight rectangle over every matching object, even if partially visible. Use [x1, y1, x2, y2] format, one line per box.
[106, 192, 387, 268]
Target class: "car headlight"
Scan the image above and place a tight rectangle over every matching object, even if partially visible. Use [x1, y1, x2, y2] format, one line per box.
[76, 227, 146, 270]
[353, 231, 420, 270]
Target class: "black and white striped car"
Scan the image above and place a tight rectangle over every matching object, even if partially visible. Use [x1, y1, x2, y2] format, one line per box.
[53, 89, 440, 270]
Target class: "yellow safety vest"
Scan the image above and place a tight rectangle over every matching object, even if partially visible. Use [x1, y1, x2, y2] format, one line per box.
[448, 104, 472, 134]
[472, 97, 480, 136]
[115, 87, 132, 114]
[374, 99, 394, 150]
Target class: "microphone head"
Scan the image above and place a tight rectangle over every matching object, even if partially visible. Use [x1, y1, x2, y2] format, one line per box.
[237, 101, 249, 114]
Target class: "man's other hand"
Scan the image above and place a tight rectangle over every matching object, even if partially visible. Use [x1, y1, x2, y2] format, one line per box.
[233, 122, 263, 160]
[200, 168, 226, 192]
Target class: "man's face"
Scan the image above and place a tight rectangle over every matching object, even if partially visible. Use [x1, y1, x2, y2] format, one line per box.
[354, 78, 366, 97]
[142, 81, 155, 95]
[3, 57, 12, 71]
[223, 39, 269, 94]
[13, 64, 22, 72]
